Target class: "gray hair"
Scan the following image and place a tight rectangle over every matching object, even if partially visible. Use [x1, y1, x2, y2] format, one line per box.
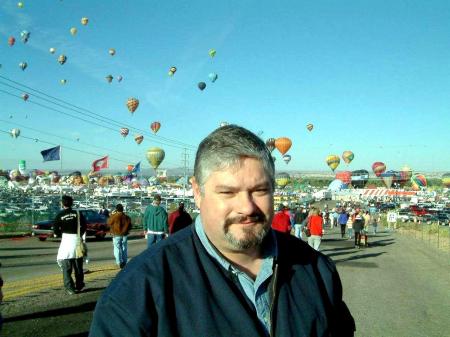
[194, 125, 275, 190]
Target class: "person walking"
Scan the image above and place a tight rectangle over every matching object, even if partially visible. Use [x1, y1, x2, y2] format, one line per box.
[338, 209, 349, 238]
[271, 204, 292, 234]
[293, 206, 306, 239]
[108, 204, 132, 269]
[353, 213, 365, 248]
[143, 194, 168, 248]
[307, 208, 324, 251]
[168, 202, 193, 234]
[347, 211, 354, 240]
[90, 125, 355, 336]
[53, 195, 87, 295]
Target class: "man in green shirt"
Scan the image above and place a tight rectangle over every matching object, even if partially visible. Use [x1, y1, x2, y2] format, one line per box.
[143, 194, 168, 248]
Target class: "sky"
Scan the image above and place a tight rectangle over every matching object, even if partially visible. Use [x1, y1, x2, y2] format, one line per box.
[0, 0, 449, 175]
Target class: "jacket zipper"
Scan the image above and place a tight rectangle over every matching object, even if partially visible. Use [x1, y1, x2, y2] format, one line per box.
[269, 263, 279, 337]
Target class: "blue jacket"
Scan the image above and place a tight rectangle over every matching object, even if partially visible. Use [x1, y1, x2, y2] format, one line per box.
[90, 227, 355, 337]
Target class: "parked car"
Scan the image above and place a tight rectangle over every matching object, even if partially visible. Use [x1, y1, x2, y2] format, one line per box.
[436, 212, 450, 226]
[397, 210, 415, 223]
[417, 214, 439, 224]
[31, 209, 109, 241]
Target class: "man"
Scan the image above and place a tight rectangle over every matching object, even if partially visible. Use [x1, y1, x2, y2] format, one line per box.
[168, 202, 193, 234]
[338, 208, 349, 238]
[271, 204, 291, 234]
[90, 125, 355, 336]
[293, 206, 306, 239]
[99, 204, 110, 218]
[53, 195, 87, 295]
[108, 204, 132, 268]
[143, 194, 168, 248]
[0, 263, 3, 331]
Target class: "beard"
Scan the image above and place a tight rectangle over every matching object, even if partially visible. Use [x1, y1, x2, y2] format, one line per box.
[223, 214, 270, 250]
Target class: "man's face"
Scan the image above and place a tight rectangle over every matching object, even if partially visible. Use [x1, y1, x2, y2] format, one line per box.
[192, 157, 274, 254]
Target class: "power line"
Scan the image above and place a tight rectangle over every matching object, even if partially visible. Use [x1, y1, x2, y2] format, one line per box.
[0, 75, 197, 150]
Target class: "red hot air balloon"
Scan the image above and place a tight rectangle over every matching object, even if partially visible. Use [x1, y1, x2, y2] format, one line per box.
[372, 162, 386, 177]
[150, 121, 161, 134]
[274, 137, 292, 155]
[8, 36, 16, 46]
[335, 171, 351, 185]
[120, 128, 129, 138]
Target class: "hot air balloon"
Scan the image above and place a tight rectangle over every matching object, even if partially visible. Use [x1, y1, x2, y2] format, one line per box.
[351, 170, 369, 188]
[168, 66, 177, 76]
[208, 73, 218, 82]
[198, 82, 206, 91]
[328, 179, 345, 191]
[335, 171, 351, 185]
[380, 171, 395, 188]
[105, 74, 113, 83]
[146, 147, 165, 170]
[126, 98, 139, 114]
[372, 162, 386, 177]
[49, 47, 56, 54]
[219, 122, 228, 127]
[275, 172, 290, 189]
[19, 62, 27, 71]
[18, 160, 26, 175]
[17, 2, 24, 8]
[150, 122, 161, 134]
[326, 155, 340, 172]
[134, 134, 144, 145]
[8, 36, 15, 46]
[282, 154, 291, 164]
[10, 128, 20, 138]
[306, 123, 313, 132]
[60, 79, 67, 85]
[400, 165, 412, 185]
[58, 54, 67, 65]
[342, 151, 354, 164]
[411, 173, 427, 191]
[20, 93, 29, 101]
[20, 30, 30, 43]
[117, 75, 123, 82]
[109, 48, 116, 56]
[127, 164, 134, 172]
[209, 49, 216, 58]
[70, 27, 77, 36]
[275, 137, 292, 155]
[120, 128, 129, 138]
[81, 17, 89, 25]
[442, 173, 450, 188]
[265, 138, 276, 153]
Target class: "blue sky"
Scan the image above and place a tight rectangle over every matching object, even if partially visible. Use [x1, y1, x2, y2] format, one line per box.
[0, 0, 449, 174]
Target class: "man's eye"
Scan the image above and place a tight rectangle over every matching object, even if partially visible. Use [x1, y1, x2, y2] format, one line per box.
[219, 191, 233, 195]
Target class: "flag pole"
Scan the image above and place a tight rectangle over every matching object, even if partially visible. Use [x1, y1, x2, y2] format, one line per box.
[59, 145, 63, 199]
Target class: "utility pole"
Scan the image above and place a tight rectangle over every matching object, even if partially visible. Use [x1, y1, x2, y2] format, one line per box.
[181, 148, 189, 197]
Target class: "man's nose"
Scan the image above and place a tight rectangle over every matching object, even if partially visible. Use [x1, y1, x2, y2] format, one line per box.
[235, 192, 258, 215]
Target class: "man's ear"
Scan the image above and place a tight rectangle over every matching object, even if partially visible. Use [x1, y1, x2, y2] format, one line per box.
[191, 177, 202, 209]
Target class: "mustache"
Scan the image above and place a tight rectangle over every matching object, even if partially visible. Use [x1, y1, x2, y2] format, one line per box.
[224, 213, 266, 227]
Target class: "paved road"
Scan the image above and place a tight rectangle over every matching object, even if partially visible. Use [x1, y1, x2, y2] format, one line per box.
[1, 228, 449, 337]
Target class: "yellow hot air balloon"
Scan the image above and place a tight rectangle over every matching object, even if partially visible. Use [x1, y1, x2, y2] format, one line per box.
[326, 155, 340, 172]
[306, 123, 313, 132]
[342, 150, 354, 164]
[275, 172, 290, 189]
[70, 27, 78, 36]
[81, 17, 89, 25]
[146, 147, 165, 170]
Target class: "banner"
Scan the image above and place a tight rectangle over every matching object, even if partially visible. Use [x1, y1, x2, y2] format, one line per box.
[92, 156, 109, 172]
[40, 146, 60, 162]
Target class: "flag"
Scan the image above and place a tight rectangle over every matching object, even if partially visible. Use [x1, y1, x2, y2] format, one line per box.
[92, 156, 109, 172]
[131, 161, 141, 174]
[40, 146, 60, 162]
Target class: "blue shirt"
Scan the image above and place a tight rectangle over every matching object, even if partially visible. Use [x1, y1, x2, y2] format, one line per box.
[195, 216, 277, 335]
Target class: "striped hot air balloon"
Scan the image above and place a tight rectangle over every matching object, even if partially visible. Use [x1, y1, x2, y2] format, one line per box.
[342, 151, 354, 164]
[146, 147, 165, 170]
[275, 172, 290, 189]
[306, 123, 313, 132]
[411, 173, 427, 191]
[335, 171, 351, 185]
[120, 128, 129, 138]
[326, 155, 340, 172]
[126, 98, 139, 114]
[265, 138, 276, 153]
[150, 121, 161, 134]
[372, 162, 386, 177]
[275, 137, 292, 155]
[134, 134, 144, 145]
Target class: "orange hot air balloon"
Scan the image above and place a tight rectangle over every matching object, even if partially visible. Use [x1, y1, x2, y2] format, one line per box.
[127, 164, 134, 172]
[126, 98, 139, 114]
[150, 121, 161, 134]
[8, 36, 16, 46]
[274, 137, 292, 155]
